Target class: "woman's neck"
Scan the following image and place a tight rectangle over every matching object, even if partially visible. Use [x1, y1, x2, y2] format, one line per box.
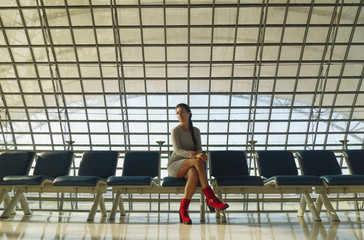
[179, 123, 190, 132]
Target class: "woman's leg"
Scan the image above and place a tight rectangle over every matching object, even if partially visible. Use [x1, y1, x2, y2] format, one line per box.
[179, 166, 199, 224]
[177, 158, 208, 189]
[177, 158, 229, 212]
[183, 168, 198, 199]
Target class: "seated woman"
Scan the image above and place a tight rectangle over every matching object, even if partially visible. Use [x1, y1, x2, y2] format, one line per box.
[167, 103, 229, 224]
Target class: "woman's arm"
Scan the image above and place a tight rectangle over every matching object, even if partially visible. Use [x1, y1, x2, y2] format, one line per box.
[195, 127, 203, 153]
[171, 129, 193, 158]
[194, 128, 208, 161]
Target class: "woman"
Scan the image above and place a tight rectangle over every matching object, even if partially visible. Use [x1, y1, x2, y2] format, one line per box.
[168, 103, 229, 224]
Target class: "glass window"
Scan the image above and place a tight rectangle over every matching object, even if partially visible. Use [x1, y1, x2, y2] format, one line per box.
[168, 79, 188, 92]
[77, 47, 98, 62]
[238, 7, 261, 24]
[70, 122, 89, 133]
[85, 95, 105, 107]
[87, 109, 107, 120]
[141, 8, 164, 25]
[214, 28, 236, 44]
[147, 95, 167, 107]
[167, 47, 188, 61]
[0, 2, 362, 154]
[210, 108, 229, 121]
[166, 28, 188, 44]
[210, 95, 230, 107]
[191, 8, 212, 25]
[83, 80, 103, 93]
[91, 134, 109, 145]
[69, 9, 92, 26]
[166, 8, 187, 25]
[190, 28, 211, 44]
[148, 109, 167, 121]
[209, 122, 228, 133]
[93, 8, 112, 25]
[215, 8, 237, 25]
[89, 122, 108, 133]
[45, 9, 68, 26]
[143, 28, 164, 44]
[209, 134, 227, 145]
[117, 8, 140, 26]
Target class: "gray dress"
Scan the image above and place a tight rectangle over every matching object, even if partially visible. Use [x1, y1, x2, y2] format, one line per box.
[167, 126, 202, 177]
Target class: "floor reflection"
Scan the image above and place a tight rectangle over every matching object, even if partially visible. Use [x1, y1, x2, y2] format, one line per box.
[0, 211, 364, 239]
[299, 218, 340, 240]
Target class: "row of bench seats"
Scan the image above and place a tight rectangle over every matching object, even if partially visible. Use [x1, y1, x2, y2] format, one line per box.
[0, 149, 363, 222]
[0, 150, 204, 222]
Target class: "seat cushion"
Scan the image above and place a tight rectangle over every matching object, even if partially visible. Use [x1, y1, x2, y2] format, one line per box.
[162, 177, 187, 187]
[215, 176, 264, 186]
[162, 177, 204, 187]
[264, 175, 323, 186]
[53, 176, 105, 187]
[0, 175, 54, 186]
[107, 176, 155, 186]
[321, 175, 364, 186]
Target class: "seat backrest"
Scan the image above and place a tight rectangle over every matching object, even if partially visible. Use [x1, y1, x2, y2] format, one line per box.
[256, 150, 298, 178]
[296, 150, 342, 176]
[34, 151, 74, 178]
[209, 151, 249, 177]
[122, 151, 159, 177]
[343, 150, 364, 175]
[78, 151, 119, 178]
[0, 151, 35, 178]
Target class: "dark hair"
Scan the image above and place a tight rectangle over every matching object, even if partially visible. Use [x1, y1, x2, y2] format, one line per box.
[176, 103, 197, 150]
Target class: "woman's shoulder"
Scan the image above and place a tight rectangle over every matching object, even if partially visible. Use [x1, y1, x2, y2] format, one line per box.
[171, 125, 200, 134]
[171, 126, 181, 134]
[193, 126, 200, 133]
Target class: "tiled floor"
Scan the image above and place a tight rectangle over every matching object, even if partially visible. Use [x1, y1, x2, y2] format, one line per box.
[0, 210, 363, 239]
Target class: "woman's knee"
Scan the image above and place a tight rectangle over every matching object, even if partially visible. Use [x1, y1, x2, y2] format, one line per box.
[187, 168, 198, 180]
[193, 158, 205, 168]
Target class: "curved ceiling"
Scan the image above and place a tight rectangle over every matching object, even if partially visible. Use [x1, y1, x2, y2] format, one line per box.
[0, 0, 363, 152]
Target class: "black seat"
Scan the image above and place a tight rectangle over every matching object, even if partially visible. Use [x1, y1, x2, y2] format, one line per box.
[0, 151, 35, 212]
[0, 151, 74, 218]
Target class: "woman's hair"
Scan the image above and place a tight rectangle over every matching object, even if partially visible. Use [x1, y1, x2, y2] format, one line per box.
[176, 103, 197, 150]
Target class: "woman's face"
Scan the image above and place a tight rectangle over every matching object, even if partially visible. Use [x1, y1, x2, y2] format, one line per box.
[176, 107, 191, 124]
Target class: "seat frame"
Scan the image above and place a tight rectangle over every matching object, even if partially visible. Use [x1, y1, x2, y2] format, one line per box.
[0, 151, 75, 218]
[109, 183, 206, 221]
[295, 150, 364, 222]
[108, 151, 206, 222]
[0, 151, 36, 216]
[210, 151, 325, 222]
[1, 180, 107, 221]
[4, 151, 119, 222]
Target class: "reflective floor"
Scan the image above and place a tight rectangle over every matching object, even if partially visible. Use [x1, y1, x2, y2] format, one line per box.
[1, 210, 364, 240]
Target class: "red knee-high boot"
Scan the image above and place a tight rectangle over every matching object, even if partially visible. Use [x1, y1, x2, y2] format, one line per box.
[179, 198, 192, 224]
[203, 186, 229, 212]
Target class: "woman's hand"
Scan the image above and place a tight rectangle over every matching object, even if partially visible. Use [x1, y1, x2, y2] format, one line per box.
[196, 153, 208, 162]
[189, 151, 198, 157]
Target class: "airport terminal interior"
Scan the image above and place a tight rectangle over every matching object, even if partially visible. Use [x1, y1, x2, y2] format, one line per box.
[0, 0, 364, 239]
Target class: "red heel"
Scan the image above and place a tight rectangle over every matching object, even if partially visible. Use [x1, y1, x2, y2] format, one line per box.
[207, 205, 216, 213]
[179, 198, 192, 224]
[203, 186, 229, 211]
